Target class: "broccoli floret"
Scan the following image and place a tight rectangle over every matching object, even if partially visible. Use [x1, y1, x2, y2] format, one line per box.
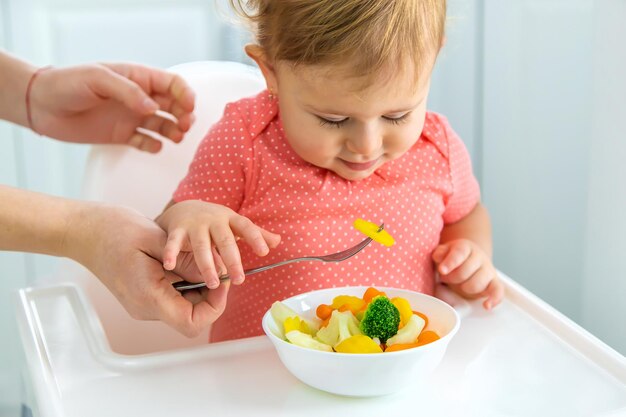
[316, 310, 363, 348]
[359, 296, 400, 343]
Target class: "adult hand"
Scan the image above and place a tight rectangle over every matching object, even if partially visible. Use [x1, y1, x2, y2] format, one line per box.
[29, 63, 195, 152]
[66, 203, 227, 337]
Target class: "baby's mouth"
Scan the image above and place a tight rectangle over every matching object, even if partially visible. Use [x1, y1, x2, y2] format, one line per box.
[340, 158, 379, 171]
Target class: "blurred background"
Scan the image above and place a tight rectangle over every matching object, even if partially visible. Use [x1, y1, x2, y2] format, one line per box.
[1, 0, 624, 415]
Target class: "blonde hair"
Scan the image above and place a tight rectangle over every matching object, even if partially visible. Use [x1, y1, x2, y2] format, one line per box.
[229, 0, 446, 85]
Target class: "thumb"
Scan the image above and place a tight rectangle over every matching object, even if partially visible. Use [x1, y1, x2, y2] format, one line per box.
[89, 66, 159, 115]
[431, 243, 449, 264]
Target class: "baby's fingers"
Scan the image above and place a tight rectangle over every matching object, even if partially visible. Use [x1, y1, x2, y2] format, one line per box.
[260, 228, 281, 249]
[437, 243, 471, 275]
[482, 278, 505, 310]
[163, 228, 186, 270]
[211, 246, 227, 279]
[230, 215, 272, 256]
[431, 244, 449, 264]
[458, 266, 492, 296]
[189, 229, 220, 289]
[439, 250, 482, 285]
[210, 223, 245, 285]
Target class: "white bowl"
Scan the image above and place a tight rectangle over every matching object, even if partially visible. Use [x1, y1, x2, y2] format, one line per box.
[261, 286, 460, 397]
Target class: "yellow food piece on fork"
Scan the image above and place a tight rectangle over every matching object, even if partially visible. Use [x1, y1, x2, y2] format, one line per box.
[353, 219, 395, 247]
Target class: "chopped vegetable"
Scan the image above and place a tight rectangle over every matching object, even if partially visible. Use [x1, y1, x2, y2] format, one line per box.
[316, 310, 363, 347]
[416, 330, 440, 346]
[384, 342, 421, 352]
[359, 296, 400, 343]
[363, 287, 387, 303]
[285, 330, 333, 352]
[271, 301, 319, 339]
[391, 297, 413, 328]
[271, 287, 441, 354]
[353, 219, 395, 247]
[283, 316, 313, 335]
[331, 295, 365, 314]
[335, 335, 383, 354]
[386, 314, 426, 346]
[316, 304, 334, 320]
[413, 311, 429, 329]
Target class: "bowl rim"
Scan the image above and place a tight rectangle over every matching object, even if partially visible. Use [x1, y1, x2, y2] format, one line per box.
[261, 285, 461, 357]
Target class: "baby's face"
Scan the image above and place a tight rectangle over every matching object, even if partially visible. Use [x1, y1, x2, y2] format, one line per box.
[274, 62, 432, 181]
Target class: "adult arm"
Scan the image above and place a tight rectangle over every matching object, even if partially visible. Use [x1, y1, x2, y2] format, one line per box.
[0, 185, 227, 337]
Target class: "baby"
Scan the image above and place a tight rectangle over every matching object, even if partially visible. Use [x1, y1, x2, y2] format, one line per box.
[157, 0, 504, 342]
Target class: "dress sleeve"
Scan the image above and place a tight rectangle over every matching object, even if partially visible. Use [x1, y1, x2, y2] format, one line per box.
[441, 119, 481, 224]
[172, 102, 253, 211]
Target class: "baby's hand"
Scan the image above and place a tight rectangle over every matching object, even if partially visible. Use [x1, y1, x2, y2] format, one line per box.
[431, 239, 504, 310]
[156, 201, 281, 289]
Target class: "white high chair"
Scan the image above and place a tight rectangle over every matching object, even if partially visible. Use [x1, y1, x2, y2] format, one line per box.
[69, 61, 265, 354]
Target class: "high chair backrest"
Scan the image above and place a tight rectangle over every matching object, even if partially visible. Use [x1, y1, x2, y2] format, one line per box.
[76, 61, 265, 354]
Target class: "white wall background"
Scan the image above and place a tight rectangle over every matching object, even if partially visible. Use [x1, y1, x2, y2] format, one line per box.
[1, 0, 624, 415]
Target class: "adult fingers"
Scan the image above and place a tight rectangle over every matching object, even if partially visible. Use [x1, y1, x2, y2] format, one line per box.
[138, 112, 184, 144]
[104, 63, 195, 114]
[88, 65, 159, 116]
[152, 272, 205, 337]
[127, 130, 164, 153]
[150, 93, 195, 133]
[179, 281, 230, 326]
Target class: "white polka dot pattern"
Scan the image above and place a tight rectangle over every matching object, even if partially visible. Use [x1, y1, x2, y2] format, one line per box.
[173, 91, 480, 342]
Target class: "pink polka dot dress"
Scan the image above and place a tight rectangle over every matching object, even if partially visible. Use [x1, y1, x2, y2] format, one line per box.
[173, 90, 480, 342]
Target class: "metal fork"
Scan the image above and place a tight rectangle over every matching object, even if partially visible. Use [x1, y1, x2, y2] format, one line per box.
[172, 223, 384, 292]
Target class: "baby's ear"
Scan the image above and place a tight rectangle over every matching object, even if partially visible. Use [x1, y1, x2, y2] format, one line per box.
[244, 44, 278, 92]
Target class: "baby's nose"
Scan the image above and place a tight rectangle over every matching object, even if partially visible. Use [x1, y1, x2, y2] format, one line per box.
[346, 128, 382, 156]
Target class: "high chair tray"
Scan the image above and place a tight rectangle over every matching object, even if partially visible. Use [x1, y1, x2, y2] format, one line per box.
[16, 272, 626, 417]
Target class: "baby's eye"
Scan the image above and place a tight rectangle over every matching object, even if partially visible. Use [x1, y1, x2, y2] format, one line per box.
[383, 113, 410, 125]
[317, 116, 348, 128]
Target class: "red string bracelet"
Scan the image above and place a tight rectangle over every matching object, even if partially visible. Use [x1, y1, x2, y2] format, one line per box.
[25, 65, 53, 134]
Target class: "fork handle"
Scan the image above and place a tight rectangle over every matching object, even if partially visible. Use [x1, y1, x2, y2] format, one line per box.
[172, 257, 317, 292]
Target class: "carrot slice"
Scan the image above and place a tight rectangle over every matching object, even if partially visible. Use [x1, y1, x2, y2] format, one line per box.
[416, 330, 440, 346]
[363, 287, 386, 303]
[316, 304, 334, 320]
[385, 342, 420, 352]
